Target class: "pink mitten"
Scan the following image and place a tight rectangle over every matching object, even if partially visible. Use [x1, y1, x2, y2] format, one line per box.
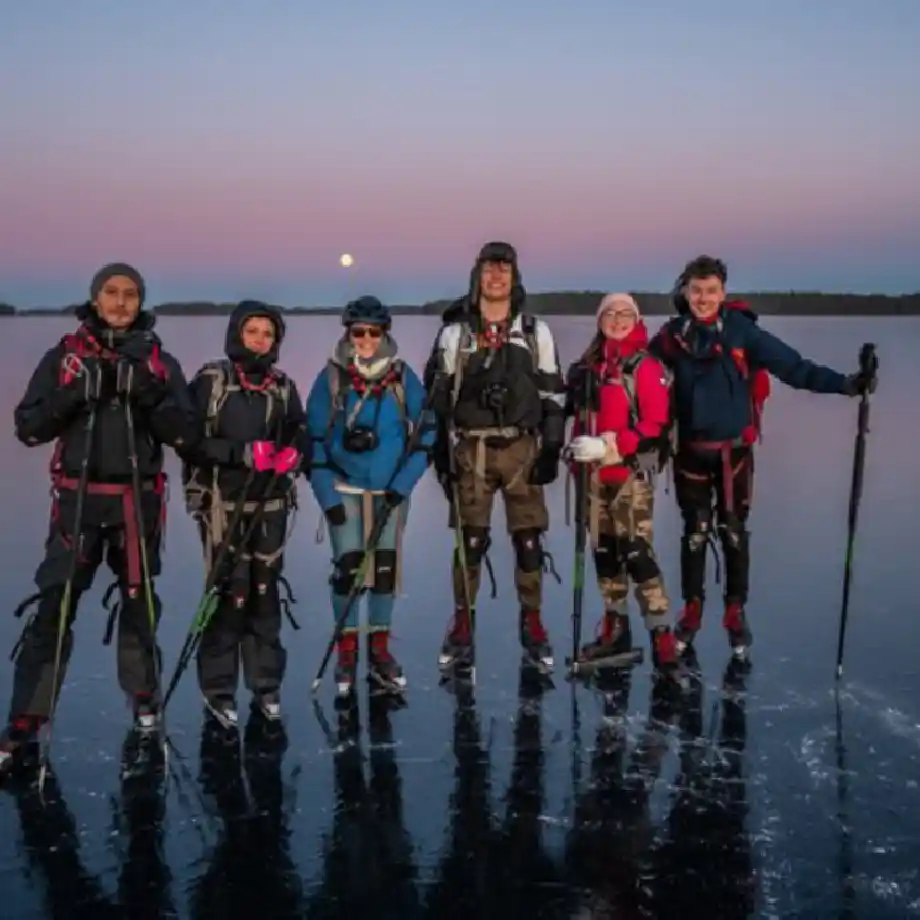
[273, 446, 300, 475]
[249, 441, 276, 472]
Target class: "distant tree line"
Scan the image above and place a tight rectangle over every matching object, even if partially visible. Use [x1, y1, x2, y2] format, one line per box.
[1, 290, 919, 317]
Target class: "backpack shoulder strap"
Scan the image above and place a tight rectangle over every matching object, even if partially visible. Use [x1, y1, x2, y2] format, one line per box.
[390, 359, 407, 419]
[520, 312, 538, 359]
[199, 359, 233, 437]
[619, 352, 647, 424]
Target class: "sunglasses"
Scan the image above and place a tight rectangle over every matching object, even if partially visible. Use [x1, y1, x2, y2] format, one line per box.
[350, 326, 383, 339]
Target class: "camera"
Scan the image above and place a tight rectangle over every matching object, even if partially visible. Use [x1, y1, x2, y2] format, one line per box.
[343, 425, 379, 454]
[479, 382, 508, 412]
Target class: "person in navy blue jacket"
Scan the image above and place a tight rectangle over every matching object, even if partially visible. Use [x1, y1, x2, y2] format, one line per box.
[306, 296, 435, 699]
[649, 254, 876, 661]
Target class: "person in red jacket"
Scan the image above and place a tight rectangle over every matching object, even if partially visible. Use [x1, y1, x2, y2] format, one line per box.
[565, 293, 680, 678]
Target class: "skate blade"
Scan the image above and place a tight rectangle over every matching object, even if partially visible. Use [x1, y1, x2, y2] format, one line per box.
[565, 647, 644, 678]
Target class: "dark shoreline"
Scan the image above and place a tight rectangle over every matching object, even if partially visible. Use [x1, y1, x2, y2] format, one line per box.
[1, 289, 918, 317]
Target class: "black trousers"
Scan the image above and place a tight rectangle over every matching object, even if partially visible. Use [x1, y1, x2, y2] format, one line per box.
[9, 487, 164, 721]
[196, 508, 289, 701]
[674, 444, 753, 605]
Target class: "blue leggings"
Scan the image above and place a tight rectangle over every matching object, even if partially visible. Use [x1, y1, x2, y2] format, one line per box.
[328, 492, 408, 631]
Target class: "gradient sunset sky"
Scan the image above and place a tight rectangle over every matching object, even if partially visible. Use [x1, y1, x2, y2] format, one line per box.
[2, 1, 918, 307]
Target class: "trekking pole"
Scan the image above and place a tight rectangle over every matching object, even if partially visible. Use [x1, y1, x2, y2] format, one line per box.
[310, 385, 439, 693]
[448, 420, 476, 683]
[38, 402, 98, 796]
[160, 463, 285, 712]
[122, 396, 168, 761]
[835, 342, 877, 680]
[834, 690, 856, 916]
[568, 370, 594, 671]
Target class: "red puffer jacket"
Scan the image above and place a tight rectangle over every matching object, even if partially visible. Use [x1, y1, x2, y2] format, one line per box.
[571, 322, 671, 485]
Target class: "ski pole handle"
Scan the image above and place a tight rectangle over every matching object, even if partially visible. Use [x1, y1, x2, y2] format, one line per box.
[858, 342, 877, 378]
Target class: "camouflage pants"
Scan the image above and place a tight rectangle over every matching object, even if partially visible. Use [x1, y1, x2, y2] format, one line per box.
[590, 473, 669, 629]
[449, 434, 548, 611]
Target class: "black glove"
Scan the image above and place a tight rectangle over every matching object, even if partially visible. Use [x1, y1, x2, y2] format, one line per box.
[529, 445, 561, 486]
[383, 491, 404, 509]
[116, 358, 169, 407]
[566, 362, 599, 414]
[843, 370, 877, 398]
[59, 354, 105, 406]
[324, 504, 347, 528]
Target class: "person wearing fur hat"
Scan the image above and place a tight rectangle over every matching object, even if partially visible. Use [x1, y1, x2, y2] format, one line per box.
[183, 300, 311, 730]
[424, 241, 567, 681]
[564, 293, 681, 682]
[0, 262, 198, 779]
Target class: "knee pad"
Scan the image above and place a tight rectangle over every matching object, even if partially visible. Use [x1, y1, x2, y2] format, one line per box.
[372, 549, 397, 595]
[459, 526, 491, 567]
[593, 535, 624, 579]
[682, 510, 712, 553]
[717, 515, 747, 551]
[512, 529, 544, 574]
[623, 537, 661, 583]
[331, 550, 364, 596]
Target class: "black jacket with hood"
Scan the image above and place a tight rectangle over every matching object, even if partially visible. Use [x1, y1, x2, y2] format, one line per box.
[14, 303, 197, 483]
[187, 301, 311, 502]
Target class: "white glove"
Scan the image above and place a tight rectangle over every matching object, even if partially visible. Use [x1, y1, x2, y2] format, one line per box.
[566, 435, 608, 463]
[600, 432, 622, 466]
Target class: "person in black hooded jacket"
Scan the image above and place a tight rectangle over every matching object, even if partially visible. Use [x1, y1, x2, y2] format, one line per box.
[184, 300, 311, 730]
[0, 262, 198, 779]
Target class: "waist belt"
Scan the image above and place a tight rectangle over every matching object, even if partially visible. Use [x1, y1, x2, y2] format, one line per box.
[221, 497, 288, 514]
[458, 426, 523, 442]
[686, 438, 746, 451]
[680, 440, 750, 515]
[55, 476, 160, 495]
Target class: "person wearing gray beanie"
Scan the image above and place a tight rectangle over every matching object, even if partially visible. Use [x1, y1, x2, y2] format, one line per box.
[0, 264, 199, 779]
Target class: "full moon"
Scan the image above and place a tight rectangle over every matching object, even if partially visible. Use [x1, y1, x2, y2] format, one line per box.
[339, 253, 354, 268]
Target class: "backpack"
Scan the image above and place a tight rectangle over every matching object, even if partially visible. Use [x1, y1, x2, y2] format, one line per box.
[619, 351, 676, 473]
[183, 359, 294, 514]
[197, 359, 293, 437]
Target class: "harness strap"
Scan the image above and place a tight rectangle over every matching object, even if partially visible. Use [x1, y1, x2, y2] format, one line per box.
[54, 474, 162, 587]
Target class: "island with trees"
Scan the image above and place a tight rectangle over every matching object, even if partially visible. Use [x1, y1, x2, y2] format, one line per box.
[1, 290, 918, 317]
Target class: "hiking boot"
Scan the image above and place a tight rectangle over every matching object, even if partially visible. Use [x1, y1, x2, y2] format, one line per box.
[368, 630, 407, 692]
[253, 691, 282, 722]
[133, 696, 162, 734]
[651, 626, 680, 671]
[335, 631, 359, 698]
[520, 609, 553, 673]
[675, 598, 703, 653]
[203, 695, 239, 731]
[723, 601, 752, 659]
[438, 609, 473, 670]
[581, 611, 632, 661]
[0, 716, 43, 779]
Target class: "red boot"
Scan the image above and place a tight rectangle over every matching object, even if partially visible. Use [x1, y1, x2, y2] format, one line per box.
[723, 601, 752, 659]
[675, 598, 703, 653]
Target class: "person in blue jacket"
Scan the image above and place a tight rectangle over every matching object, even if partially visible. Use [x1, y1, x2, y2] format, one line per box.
[650, 254, 877, 662]
[306, 296, 435, 699]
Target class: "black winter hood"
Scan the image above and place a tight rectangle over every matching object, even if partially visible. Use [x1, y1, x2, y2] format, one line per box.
[225, 300, 287, 372]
